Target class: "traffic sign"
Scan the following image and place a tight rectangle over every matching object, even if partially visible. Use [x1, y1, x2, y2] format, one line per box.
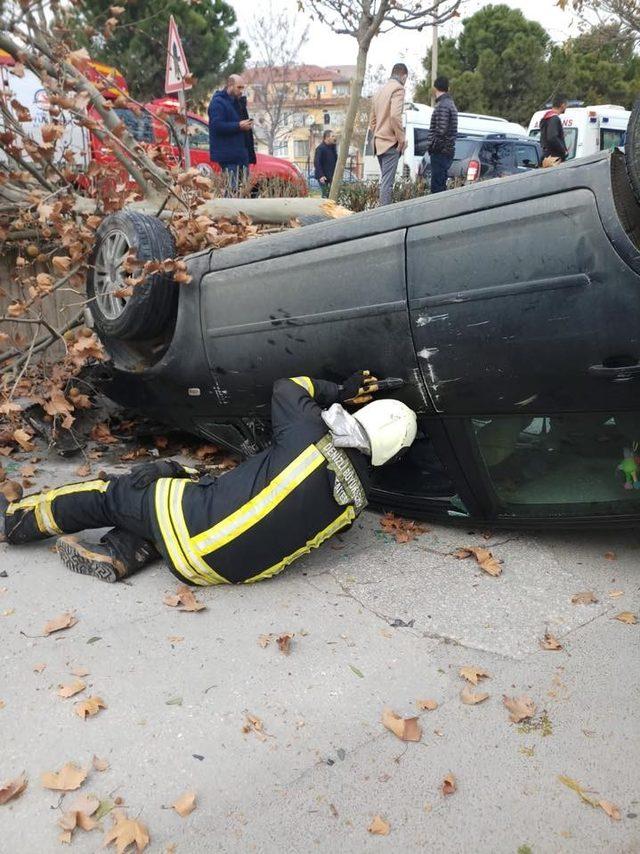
[165, 15, 191, 94]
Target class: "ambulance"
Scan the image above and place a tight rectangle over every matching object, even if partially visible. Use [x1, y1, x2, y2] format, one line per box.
[363, 101, 527, 179]
[528, 104, 630, 160]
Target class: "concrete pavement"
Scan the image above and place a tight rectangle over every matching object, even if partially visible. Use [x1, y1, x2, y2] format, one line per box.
[1, 449, 639, 853]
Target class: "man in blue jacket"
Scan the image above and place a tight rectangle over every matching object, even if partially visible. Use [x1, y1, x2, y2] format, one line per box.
[314, 130, 338, 198]
[208, 75, 254, 193]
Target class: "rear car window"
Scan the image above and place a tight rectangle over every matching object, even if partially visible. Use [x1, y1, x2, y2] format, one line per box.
[515, 143, 539, 168]
[453, 139, 479, 161]
[479, 142, 514, 167]
[114, 108, 154, 143]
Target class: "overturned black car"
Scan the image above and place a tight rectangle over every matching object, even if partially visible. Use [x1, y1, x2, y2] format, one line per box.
[86, 109, 640, 529]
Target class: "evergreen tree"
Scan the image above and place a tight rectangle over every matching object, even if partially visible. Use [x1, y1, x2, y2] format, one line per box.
[68, 0, 249, 103]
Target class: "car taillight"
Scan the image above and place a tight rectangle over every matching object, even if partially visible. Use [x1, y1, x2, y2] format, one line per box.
[466, 160, 480, 182]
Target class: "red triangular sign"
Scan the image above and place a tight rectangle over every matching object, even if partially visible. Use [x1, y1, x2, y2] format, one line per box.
[165, 15, 191, 94]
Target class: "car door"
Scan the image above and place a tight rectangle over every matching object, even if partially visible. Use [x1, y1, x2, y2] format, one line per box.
[406, 182, 640, 522]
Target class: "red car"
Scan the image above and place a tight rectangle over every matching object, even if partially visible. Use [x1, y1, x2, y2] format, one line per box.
[89, 96, 307, 195]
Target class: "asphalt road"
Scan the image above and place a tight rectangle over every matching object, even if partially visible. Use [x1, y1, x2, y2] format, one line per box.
[1, 450, 639, 853]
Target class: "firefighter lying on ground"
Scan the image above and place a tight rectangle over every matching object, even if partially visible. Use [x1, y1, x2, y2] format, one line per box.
[0, 373, 417, 585]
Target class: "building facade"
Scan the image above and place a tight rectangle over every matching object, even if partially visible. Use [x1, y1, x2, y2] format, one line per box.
[244, 64, 365, 178]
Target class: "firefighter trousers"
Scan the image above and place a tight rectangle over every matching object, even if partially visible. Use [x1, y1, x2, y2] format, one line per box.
[6, 473, 158, 551]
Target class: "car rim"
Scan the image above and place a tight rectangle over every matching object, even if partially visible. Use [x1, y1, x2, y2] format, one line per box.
[93, 231, 131, 319]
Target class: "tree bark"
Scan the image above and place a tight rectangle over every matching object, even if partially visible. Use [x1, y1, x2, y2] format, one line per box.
[194, 196, 351, 223]
[329, 46, 368, 202]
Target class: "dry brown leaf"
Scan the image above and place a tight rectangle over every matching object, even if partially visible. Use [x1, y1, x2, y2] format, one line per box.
[540, 631, 563, 651]
[103, 810, 150, 853]
[167, 636, 184, 644]
[172, 791, 196, 817]
[368, 814, 390, 835]
[603, 551, 617, 561]
[558, 775, 600, 807]
[453, 546, 502, 576]
[241, 714, 266, 741]
[599, 800, 622, 821]
[74, 695, 106, 719]
[459, 666, 490, 685]
[71, 666, 90, 677]
[416, 699, 438, 711]
[258, 634, 270, 648]
[43, 611, 77, 635]
[0, 479, 23, 501]
[163, 586, 206, 612]
[12, 428, 34, 452]
[33, 662, 46, 673]
[58, 680, 86, 698]
[92, 755, 109, 772]
[608, 590, 624, 598]
[442, 773, 457, 796]
[381, 707, 422, 742]
[0, 700, 4, 709]
[41, 763, 87, 791]
[0, 773, 27, 804]
[379, 512, 428, 544]
[571, 591, 598, 605]
[75, 464, 91, 478]
[614, 611, 637, 625]
[460, 685, 489, 705]
[503, 694, 536, 723]
[276, 632, 294, 654]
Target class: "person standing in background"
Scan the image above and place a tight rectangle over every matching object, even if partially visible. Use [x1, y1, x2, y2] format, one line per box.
[208, 75, 253, 194]
[539, 94, 569, 165]
[370, 63, 408, 206]
[238, 90, 257, 172]
[314, 130, 338, 198]
[426, 76, 458, 194]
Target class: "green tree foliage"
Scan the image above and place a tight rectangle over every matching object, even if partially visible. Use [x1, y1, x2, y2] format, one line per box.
[415, 5, 640, 125]
[68, 0, 249, 103]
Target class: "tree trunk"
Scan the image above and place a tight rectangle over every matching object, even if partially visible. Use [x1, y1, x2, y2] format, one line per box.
[194, 196, 351, 224]
[329, 46, 368, 202]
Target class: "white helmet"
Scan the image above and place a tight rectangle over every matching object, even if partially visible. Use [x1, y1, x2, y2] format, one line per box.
[353, 399, 417, 466]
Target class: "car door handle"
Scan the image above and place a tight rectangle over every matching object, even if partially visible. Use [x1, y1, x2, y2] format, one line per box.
[589, 362, 640, 381]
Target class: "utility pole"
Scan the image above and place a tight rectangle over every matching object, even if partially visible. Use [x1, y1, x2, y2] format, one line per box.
[430, 4, 439, 107]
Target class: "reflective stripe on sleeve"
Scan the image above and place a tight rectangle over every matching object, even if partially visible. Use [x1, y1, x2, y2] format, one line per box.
[191, 444, 324, 556]
[244, 506, 356, 584]
[7, 479, 109, 536]
[290, 376, 315, 397]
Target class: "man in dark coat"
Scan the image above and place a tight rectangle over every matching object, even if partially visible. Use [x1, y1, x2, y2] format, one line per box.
[314, 130, 338, 198]
[238, 93, 257, 167]
[208, 75, 254, 193]
[425, 75, 458, 194]
[539, 94, 569, 163]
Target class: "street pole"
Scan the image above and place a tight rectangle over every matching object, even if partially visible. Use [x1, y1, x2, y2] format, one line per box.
[178, 84, 191, 169]
[430, 15, 439, 108]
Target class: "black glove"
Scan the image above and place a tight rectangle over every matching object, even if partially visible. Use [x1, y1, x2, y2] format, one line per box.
[130, 460, 197, 489]
[339, 370, 379, 405]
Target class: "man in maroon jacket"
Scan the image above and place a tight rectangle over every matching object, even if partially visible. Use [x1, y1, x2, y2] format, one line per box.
[540, 94, 569, 163]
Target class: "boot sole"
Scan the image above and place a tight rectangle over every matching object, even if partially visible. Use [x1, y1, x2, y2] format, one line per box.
[57, 537, 122, 583]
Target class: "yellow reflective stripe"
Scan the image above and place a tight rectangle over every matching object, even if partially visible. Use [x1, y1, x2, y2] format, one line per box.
[7, 480, 108, 537]
[191, 445, 324, 555]
[154, 479, 199, 584]
[244, 506, 356, 584]
[33, 502, 48, 534]
[168, 480, 228, 586]
[290, 376, 315, 397]
[6, 494, 41, 514]
[38, 499, 61, 536]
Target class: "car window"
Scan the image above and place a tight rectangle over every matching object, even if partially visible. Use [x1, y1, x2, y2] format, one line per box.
[414, 128, 430, 158]
[114, 108, 154, 143]
[186, 118, 210, 151]
[600, 128, 625, 152]
[453, 139, 479, 161]
[515, 143, 539, 168]
[471, 413, 640, 517]
[479, 142, 514, 168]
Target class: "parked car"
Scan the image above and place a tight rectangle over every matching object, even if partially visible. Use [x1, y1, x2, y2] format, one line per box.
[90, 98, 307, 196]
[307, 169, 361, 192]
[87, 107, 640, 529]
[418, 134, 542, 187]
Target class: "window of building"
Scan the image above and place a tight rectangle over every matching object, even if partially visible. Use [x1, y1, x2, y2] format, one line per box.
[293, 139, 309, 158]
[273, 140, 289, 158]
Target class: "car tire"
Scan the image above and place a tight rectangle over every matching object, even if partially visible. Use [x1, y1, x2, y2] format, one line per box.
[625, 97, 640, 204]
[87, 211, 177, 341]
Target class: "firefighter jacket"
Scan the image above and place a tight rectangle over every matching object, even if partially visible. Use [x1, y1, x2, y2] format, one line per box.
[151, 377, 371, 585]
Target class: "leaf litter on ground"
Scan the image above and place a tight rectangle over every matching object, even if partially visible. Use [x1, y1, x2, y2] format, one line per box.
[172, 791, 197, 817]
[43, 611, 77, 635]
[460, 684, 489, 705]
[571, 591, 598, 605]
[368, 815, 390, 835]
[614, 611, 637, 624]
[459, 666, 490, 685]
[381, 708, 422, 742]
[163, 585, 206, 612]
[540, 631, 563, 651]
[442, 773, 457, 796]
[378, 512, 428, 544]
[103, 809, 150, 853]
[57, 793, 100, 843]
[558, 775, 621, 820]
[453, 546, 502, 576]
[57, 680, 86, 698]
[0, 773, 27, 804]
[416, 699, 438, 711]
[74, 696, 106, 719]
[41, 763, 87, 791]
[503, 695, 536, 723]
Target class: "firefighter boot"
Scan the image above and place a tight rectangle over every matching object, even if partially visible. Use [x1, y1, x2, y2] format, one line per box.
[56, 528, 160, 583]
[0, 484, 23, 542]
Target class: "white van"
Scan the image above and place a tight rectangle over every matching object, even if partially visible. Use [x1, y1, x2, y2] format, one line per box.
[363, 101, 527, 179]
[527, 105, 630, 160]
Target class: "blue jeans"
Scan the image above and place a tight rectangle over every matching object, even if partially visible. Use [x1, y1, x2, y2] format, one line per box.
[430, 153, 453, 194]
[222, 164, 247, 196]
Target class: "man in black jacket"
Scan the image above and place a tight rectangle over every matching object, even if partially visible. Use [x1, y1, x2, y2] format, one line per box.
[238, 94, 257, 169]
[539, 94, 569, 163]
[314, 130, 338, 198]
[1, 374, 417, 585]
[426, 76, 458, 194]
